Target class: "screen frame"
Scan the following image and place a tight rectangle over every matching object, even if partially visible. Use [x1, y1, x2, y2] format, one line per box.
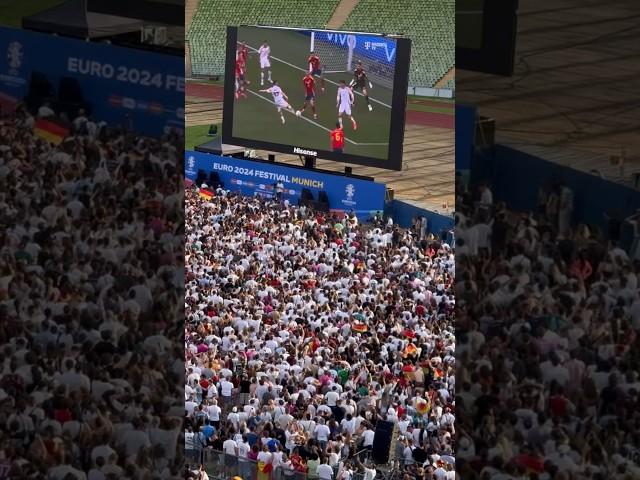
[222, 25, 410, 171]
[456, 0, 518, 76]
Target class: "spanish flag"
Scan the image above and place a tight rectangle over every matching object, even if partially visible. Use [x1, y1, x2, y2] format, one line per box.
[198, 187, 214, 200]
[34, 117, 69, 145]
[403, 343, 418, 358]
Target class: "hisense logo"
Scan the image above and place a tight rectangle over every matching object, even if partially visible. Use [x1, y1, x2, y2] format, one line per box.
[293, 147, 317, 156]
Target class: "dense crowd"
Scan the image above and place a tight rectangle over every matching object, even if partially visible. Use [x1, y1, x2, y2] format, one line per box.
[0, 103, 184, 479]
[456, 179, 640, 479]
[184, 189, 456, 480]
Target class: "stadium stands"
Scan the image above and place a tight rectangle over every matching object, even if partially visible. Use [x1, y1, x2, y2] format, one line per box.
[187, 0, 455, 89]
[340, 0, 454, 88]
[187, 0, 340, 77]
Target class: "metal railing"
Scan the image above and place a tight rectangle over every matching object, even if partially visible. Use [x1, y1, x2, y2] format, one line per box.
[186, 449, 311, 480]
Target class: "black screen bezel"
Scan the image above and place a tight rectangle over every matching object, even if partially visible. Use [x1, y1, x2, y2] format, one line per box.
[456, 0, 518, 76]
[222, 25, 410, 171]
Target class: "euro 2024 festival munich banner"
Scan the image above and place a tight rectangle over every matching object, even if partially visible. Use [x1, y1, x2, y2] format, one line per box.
[186, 151, 386, 219]
[0, 26, 183, 137]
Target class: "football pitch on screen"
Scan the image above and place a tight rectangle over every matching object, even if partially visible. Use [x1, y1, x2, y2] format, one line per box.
[233, 28, 394, 160]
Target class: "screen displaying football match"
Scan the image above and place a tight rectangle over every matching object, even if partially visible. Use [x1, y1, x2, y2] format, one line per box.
[222, 26, 411, 171]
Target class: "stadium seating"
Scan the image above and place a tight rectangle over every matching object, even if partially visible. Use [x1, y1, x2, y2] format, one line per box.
[187, 0, 340, 77]
[340, 0, 454, 88]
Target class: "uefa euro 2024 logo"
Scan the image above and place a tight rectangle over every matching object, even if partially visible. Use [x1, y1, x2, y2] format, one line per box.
[346, 184, 355, 201]
[7, 41, 23, 75]
[187, 156, 196, 172]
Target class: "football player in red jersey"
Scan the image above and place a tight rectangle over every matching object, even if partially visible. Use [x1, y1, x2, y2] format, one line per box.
[307, 51, 325, 93]
[330, 122, 345, 153]
[298, 73, 317, 119]
[235, 59, 247, 99]
[237, 42, 249, 65]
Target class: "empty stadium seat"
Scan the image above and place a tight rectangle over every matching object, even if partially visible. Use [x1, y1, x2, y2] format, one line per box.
[187, 0, 340, 78]
[339, 0, 454, 88]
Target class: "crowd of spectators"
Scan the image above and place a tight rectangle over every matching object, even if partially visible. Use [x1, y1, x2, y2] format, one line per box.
[184, 188, 456, 480]
[0, 103, 184, 479]
[456, 179, 640, 479]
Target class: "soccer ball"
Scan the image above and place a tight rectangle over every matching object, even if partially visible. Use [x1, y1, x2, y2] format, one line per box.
[295, 110, 301, 117]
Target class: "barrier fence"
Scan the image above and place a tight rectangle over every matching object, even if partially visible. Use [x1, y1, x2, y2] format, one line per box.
[186, 448, 382, 480]
[186, 450, 310, 480]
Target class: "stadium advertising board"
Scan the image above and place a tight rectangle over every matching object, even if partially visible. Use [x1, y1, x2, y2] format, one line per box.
[0, 26, 183, 136]
[223, 26, 411, 171]
[185, 151, 386, 219]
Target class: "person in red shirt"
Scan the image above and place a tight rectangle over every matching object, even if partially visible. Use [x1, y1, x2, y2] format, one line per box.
[330, 122, 345, 153]
[298, 73, 317, 119]
[235, 59, 247, 99]
[237, 42, 248, 65]
[308, 51, 325, 92]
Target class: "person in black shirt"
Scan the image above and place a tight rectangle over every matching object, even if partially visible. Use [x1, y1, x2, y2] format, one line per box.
[350, 61, 373, 111]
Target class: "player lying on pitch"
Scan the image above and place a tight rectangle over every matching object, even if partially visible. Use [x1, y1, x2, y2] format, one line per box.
[259, 80, 295, 124]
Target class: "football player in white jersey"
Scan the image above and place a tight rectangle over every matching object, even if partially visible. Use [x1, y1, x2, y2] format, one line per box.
[259, 80, 294, 124]
[336, 80, 357, 130]
[258, 40, 272, 86]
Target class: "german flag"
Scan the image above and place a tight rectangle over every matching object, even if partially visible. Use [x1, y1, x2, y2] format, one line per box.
[352, 323, 368, 333]
[34, 117, 69, 145]
[198, 187, 214, 200]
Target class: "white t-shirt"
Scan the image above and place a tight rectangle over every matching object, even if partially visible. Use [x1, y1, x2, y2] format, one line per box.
[220, 380, 234, 397]
[223, 438, 238, 455]
[338, 87, 352, 106]
[314, 424, 330, 441]
[318, 463, 334, 480]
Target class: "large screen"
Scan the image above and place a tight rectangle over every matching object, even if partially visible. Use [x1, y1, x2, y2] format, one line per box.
[456, 0, 518, 76]
[222, 26, 411, 171]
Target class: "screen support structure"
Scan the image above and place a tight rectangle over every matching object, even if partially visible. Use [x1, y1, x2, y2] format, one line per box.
[304, 156, 316, 169]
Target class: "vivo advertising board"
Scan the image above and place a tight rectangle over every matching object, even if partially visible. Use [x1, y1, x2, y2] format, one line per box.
[0, 26, 183, 136]
[185, 151, 386, 219]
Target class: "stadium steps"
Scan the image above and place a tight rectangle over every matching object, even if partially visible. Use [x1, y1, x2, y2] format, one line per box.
[326, 0, 360, 29]
[434, 66, 455, 89]
[186, 0, 199, 29]
[186, 41, 192, 78]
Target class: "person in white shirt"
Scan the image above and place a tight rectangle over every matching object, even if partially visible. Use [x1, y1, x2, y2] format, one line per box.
[220, 378, 234, 407]
[259, 80, 295, 124]
[314, 418, 331, 450]
[258, 41, 272, 86]
[362, 425, 375, 448]
[336, 80, 357, 130]
[317, 457, 334, 480]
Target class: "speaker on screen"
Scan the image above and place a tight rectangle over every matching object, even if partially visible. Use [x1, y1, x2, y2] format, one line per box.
[371, 420, 395, 464]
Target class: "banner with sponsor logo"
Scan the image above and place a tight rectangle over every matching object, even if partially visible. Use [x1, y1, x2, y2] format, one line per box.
[0, 26, 183, 136]
[185, 151, 386, 219]
[308, 31, 397, 66]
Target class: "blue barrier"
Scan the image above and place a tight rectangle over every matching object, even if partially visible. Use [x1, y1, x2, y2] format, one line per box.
[0, 26, 184, 136]
[472, 145, 640, 246]
[186, 151, 386, 219]
[455, 104, 476, 171]
[390, 199, 454, 238]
